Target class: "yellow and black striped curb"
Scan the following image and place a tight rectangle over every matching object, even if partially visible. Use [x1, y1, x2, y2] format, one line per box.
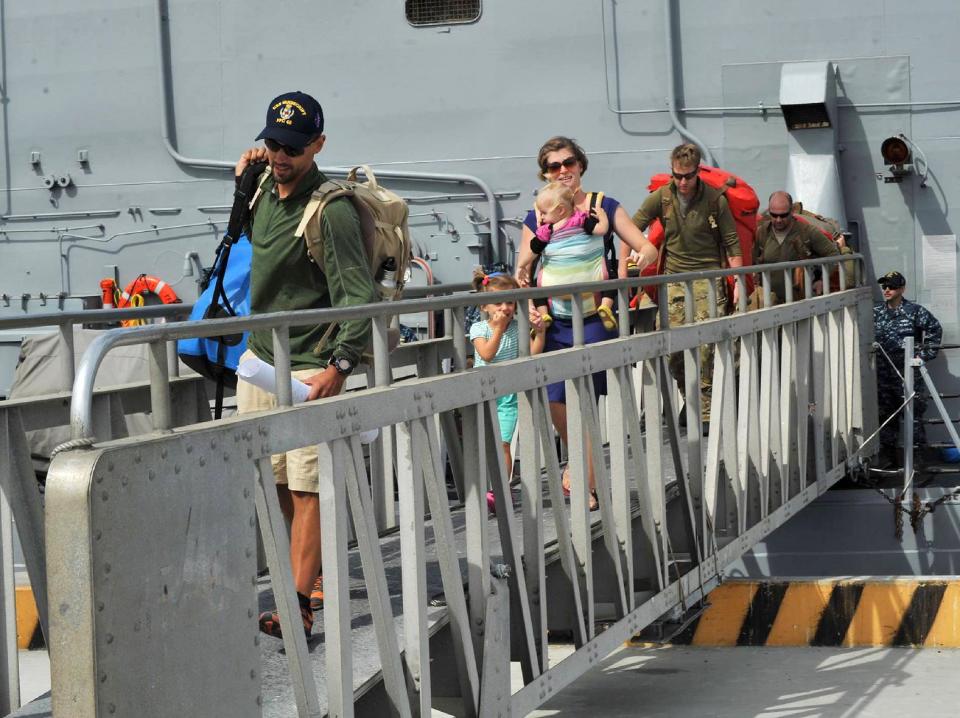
[16, 585, 44, 650]
[629, 578, 960, 648]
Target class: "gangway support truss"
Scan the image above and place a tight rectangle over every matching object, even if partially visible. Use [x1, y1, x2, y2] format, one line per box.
[39, 258, 873, 717]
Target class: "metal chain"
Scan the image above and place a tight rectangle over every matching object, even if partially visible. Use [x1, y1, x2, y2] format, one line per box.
[910, 492, 924, 533]
[894, 495, 904, 541]
[866, 483, 960, 539]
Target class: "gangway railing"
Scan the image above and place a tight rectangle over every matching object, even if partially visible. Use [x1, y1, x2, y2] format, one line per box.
[866, 337, 960, 537]
[0, 303, 197, 715]
[0, 287, 464, 714]
[43, 256, 873, 717]
[0, 303, 192, 386]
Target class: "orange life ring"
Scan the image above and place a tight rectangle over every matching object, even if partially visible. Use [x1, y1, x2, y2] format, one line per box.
[115, 274, 180, 309]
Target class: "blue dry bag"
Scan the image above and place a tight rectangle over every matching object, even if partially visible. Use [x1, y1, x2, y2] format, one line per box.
[179, 160, 265, 418]
[177, 233, 251, 392]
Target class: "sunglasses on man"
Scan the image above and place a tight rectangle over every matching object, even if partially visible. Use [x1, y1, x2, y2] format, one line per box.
[543, 157, 578, 173]
[768, 211, 792, 219]
[672, 169, 698, 181]
[264, 138, 307, 157]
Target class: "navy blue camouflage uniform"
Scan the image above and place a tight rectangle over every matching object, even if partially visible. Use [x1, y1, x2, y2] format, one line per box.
[873, 298, 942, 448]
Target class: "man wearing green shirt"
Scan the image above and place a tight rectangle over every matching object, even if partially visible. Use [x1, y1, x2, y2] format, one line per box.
[753, 191, 840, 303]
[235, 91, 377, 639]
[632, 144, 743, 424]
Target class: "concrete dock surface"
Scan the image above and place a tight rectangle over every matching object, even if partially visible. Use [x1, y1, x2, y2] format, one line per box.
[523, 644, 960, 717]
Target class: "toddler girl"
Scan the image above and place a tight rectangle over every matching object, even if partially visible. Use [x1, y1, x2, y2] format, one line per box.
[527, 181, 617, 331]
[469, 270, 546, 510]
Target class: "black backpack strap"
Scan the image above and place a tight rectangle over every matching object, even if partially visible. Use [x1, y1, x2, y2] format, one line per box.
[209, 160, 267, 320]
[588, 191, 617, 271]
[704, 183, 730, 265]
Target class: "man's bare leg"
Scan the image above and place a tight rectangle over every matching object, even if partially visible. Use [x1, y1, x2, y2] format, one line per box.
[288, 489, 323, 596]
[276, 484, 294, 525]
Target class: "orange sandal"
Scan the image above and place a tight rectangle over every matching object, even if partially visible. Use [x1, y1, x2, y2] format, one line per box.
[310, 575, 324, 610]
[259, 592, 313, 639]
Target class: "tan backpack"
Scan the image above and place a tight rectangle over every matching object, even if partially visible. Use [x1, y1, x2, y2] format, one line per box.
[295, 165, 412, 301]
[251, 165, 412, 301]
[250, 164, 412, 357]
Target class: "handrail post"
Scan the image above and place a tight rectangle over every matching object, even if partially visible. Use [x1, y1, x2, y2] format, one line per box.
[272, 327, 293, 407]
[0, 490, 20, 715]
[148, 341, 173, 431]
[760, 271, 772, 307]
[736, 274, 748, 313]
[452, 306, 468, 371]
[617, 286, 630, 337]
[903, 336, 915, 494]
[373, 316, 391, 387]
[58, 322, 75, 387]
[372, 315, 396, 530]
[571, 294, 585, 347]
[706, 276, 718, 318]
[166, 337, 180, 378]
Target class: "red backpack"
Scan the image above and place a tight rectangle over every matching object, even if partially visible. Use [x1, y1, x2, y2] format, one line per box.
[638, 165, 758, 304]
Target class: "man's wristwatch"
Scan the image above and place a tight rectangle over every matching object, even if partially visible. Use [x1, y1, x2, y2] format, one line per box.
[328, 355, 355, 376]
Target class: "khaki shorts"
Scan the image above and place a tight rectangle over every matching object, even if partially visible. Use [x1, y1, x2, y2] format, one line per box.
[235, 349, 321, 493]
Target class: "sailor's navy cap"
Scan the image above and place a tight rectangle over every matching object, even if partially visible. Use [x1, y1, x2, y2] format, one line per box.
[878, 271, 906, 288]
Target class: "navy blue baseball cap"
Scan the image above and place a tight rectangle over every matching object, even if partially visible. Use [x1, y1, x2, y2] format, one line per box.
[255, 91, 324, 149]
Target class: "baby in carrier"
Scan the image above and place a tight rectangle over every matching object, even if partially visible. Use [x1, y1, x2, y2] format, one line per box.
[529, 182, 617, 331]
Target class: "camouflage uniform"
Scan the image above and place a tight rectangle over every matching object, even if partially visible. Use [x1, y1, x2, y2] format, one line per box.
[873, 298, 942, 448]
[665, 278, 727, 418]
[633, 179, 741, 420]
[753, 219, 839, 303]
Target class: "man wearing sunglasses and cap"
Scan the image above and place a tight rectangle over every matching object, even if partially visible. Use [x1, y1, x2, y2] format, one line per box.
[752, 191, 841, 303]
[874, 270, 942, 467]
[235, 91, 378, 639]
[632, 143, 743, 426]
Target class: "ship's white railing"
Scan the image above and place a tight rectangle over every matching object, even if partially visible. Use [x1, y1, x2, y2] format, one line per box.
[43, 256, 874, 717]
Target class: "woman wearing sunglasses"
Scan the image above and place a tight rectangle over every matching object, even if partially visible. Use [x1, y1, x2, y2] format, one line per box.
[515, 135, 657, 508]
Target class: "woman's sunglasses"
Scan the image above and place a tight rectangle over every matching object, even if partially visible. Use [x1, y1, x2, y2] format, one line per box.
[543, 157, 578, 173]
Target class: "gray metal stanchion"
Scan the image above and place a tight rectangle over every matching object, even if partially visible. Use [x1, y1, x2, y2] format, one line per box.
[903, 336, 914, 494]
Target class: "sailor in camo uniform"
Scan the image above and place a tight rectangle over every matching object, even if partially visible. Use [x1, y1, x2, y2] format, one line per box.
[873, 271, 942, 460]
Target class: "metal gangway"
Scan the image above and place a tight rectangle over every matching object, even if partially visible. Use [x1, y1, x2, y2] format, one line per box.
[6, 256, 873, 716]
[0, 302, 205, 715]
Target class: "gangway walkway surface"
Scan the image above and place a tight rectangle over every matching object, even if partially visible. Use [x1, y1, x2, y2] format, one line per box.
[12, 441, 673, 717]
[10, 446, 669, 717]
[4, 257, 874, 716]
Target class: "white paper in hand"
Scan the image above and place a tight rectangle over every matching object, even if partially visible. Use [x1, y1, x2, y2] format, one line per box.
[236, 356, 311, 404]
